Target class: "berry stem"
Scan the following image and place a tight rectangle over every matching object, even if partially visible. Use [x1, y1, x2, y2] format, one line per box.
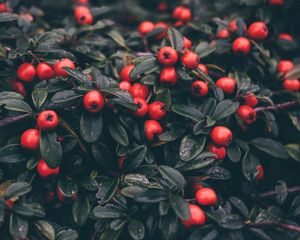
[254, 100, 298, 112]
[259, 185, 300, 198]
[246, 221, 300, 233]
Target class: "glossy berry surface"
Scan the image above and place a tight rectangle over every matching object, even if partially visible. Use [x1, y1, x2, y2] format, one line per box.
[36, 62, 55, 80]
[180, 51, 199, 69]
[129, 83, 149, 99]
[211, 126, 233, 146]
[277, 60, 294, 74]
[37, 110, 59, 131]
[237, 105, 257, 125]
[160, 67, 177, 84]
[133, 97, 148, 117]
[283, 79, 300, 91]
[157, 46, 178, 66]
[54, 58, 76, 77]
[17, 63, 36, 82]
[232, 37, 251, 55]
[138, 21, 155, 36]
[37, 159, 60, 178]
[248, 22, 268, 41]
[243, 94, 259, 107]
[191, 80, 209, 97]
[182, 204, 206, 227]
[195, 188, 218, 206]
[20, 129, 40, 150]
[216, 77, 236, 94]
[207, 143, 226, 160]
[120, 65, 134, 82]
[145, 120, 163, 141]
[148, 101, 166, 120]
[83, 90, 105, 113]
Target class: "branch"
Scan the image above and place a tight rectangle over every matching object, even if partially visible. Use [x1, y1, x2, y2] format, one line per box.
[259, 185, 300, 198]
[246, 221, 300, 233]
[255, 100, 298, 112]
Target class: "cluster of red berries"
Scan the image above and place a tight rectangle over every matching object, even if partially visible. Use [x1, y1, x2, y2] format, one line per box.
[12, 58, 76, 97]
[20, 110, 60, 178]
[277, 60, 300, 91]
[138, 21, 169, 40]
[74, 0, 93, 26]
[172, 6, 192, 26]
[217, 20, 269, 55]
[182, 187, 217, 228]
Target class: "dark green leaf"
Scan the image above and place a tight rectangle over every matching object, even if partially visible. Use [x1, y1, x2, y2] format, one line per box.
[34, 221, 55, 240]
[93, 204, 125, 219]
[218, 214, 244, 230]
[130, 58, 159, 81]
[56, 229, 78, 240]
[275, 180, 288, 205]
[169, 194, 190, 220]
[5, 182, 32, 199]
[0, 99, 32, 113]
[290, 194, 300, 216]
[206, 166, 231, 180]
[0, 91, 24, 101]
[229, 197, 249, 218]
[157, 165, 186, 189]
[242, 153, 259, 182]
[80, 111, 103, 143]
[58, 178, 79, 197]
[109, 121, 129, 146]
[13, 203, 35, 217]
[128, 219, 145, 240]
[101, 178, 120, 204]
[122, 146, 147, 172]
[167, 27, 184, 51]
[9, 214, 28, 240]
[0, 144, 28, 163]
[40, 131, 62, 168]
[172, 105, 205, 122]
[63, 67, 92, 86]
[0, 13, 19, 22]
[72, 195, 90, 226]
[212, 100, 239, 120]
[251, 138, 289, 159]
[285, 144, 300, 162]
[51, 90, 82, 105]
[227, 143, 242, 163]
[134, 189, 168, 203]
[32, 89, 48, 109]
[179, 135, 206, 161]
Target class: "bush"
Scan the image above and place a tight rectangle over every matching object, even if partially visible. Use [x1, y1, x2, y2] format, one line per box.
[0, 0, 300, 239]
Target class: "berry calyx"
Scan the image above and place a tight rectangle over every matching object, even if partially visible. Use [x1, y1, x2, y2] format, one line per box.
[216, 77, 236, 94]
[243, 94, 259, 107]
[237, 105, 257, 125]
[181, 204, 206, 228]
[36, 62, 55, 80]
[54, 58, 76, 77]
[191, 80, 209, 97]
[37, 159, 60, 178]
[148, 101, 166, 120]
[180, 51, 199, 69]
[160, 67, 177, 84]
[232, 37, 251, 55]
[157, 46, 178, 66]
[248, 22, 268, 41]
[119, 81, 131, 91]
[138, 21, 155, 36]
[133, 97, 148, 117]
[283, 79, 300, 91]
[207, 143, 226, 160]
[129, 83, 149, 99]
[195, 188, 218, 206]
[120, 64, 134, 82]
[17, 63, 36, 82]
[277, 60, 294, 74]
[145, 120, 163, 141]
[211, 126, 233, 146]
[20, 129, 40, 150]
[37, 110, 59, 131]
[83, 90, 105, 113]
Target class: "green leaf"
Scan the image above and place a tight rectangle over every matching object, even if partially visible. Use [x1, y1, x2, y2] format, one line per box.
[109, 121, 129, 146]
[62, 67, 92, 86]
[32, 89, 48, 109]
[5, 182, 32, 199]
[205, 166, 231, 180]
[179, 135, 206, 161]
[0, 144, 28, 163]
[157, 165, 186, 189]
[290, 194, 300, 217]
[172, 104, 205, 122]
[0, 91, 24, 101]
[134, 189, 168, 203]
[92, 142, 112, 168]
[130, 57, 159, 81]
[275, 180, 288, 205]
[285, 144, 300, 162]
[167, 27, 184, 51]
[72, 195, 90, 226]
[227, 143, 242, 163]
[56, 229, 78, 240]
[158, 123, 185, 142]
[9, 214, 28, 240]
[212, 100, 239, 120]
[51, 90, 83, 105]
[128, 219, 145, 240]
[218, 214, 244, 230]
[169, 194, 190, 220]
[93, 204, 125, 219]
[0, 13, 19, 22]
[34, 221, 56, 240]
[250, 138, 289, 159]
[40, 131, 62, 168]
[58, 178, 79, 197]
[106, 30, 128, 49]
[122, 146, 147, 172]
[101, 88, 137, 111]
[242, 152, 260, 182]
[101, 178, 120, 204]
[99, 225, 124, 240]
[0, 99, 32, 113]
[13, 203, 35, 217]
[229, 197, 249, 218]
[80, 111, 103, 143]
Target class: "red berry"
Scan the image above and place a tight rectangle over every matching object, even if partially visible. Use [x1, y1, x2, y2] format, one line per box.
[83, 90, 105, 113]
[148, 101, 166, 120]
[237, 105, 257, 125]
[229, 20, 247, 33]
[87, 74, 93, 81]
[37, 110, 59, 131]
[157, 46, 178, 66]
[243, 94, 259, 107]
[119, 81, 131, 91]
[11, 80, 26, 97]
[178, 7, 192, 22]
[138, 21, 155, 36]
[182, 204, 206, 227]
[256, 165, 264, 180]
[283, 79, 300, 91]
[232, 37, 251, 55]
[216, 77, 235, 94]
[37, 159, 60, 178]
[277, 60, 294, 74]
[207, 143, 226, 160]
[153, 22, 168, 40]
[74, 6, 93, 25]
[191, 81, 209, 97]
[211, 126, 233, 146]
[195, 188, 218, 206]
[129, 83, 149, 99]
[157, 1, 167, 12]
[133, 97, 148, 117]
[248, 22, 268, 41]
[20, 129, 40, 150]
[183, 37, 192, 49]
[198, 64, 208, 75]
[36, 62, 55, 80]
[172, 6, 185, 19]
[118, 156, 125, 170]
[54, 58, 76, 77]
[217, 29, 230, 39]
[180, 51, 199, 69]
[17, 63, 36, 82]
[76, 0, 89, 4]
[0, 3, 8, 13]
[120, 64, 134, 82]
[145, 120, 163, 141]
[160, 67, 177, 84]
[278, 33, 293, 41]
[269, 0, 284, 5]
[5, 199, 14, 209]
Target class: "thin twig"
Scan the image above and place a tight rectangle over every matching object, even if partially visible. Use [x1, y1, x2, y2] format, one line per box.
[255, 100, 298, 112]
[259, 185, 300, 198]
[246, 221, 300, 233]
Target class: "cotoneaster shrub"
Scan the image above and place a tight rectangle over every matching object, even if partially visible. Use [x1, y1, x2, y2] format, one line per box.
[0, 0, 300, 239]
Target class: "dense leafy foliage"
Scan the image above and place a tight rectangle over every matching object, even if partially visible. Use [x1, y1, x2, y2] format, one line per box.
[0, 0, 300, 239]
